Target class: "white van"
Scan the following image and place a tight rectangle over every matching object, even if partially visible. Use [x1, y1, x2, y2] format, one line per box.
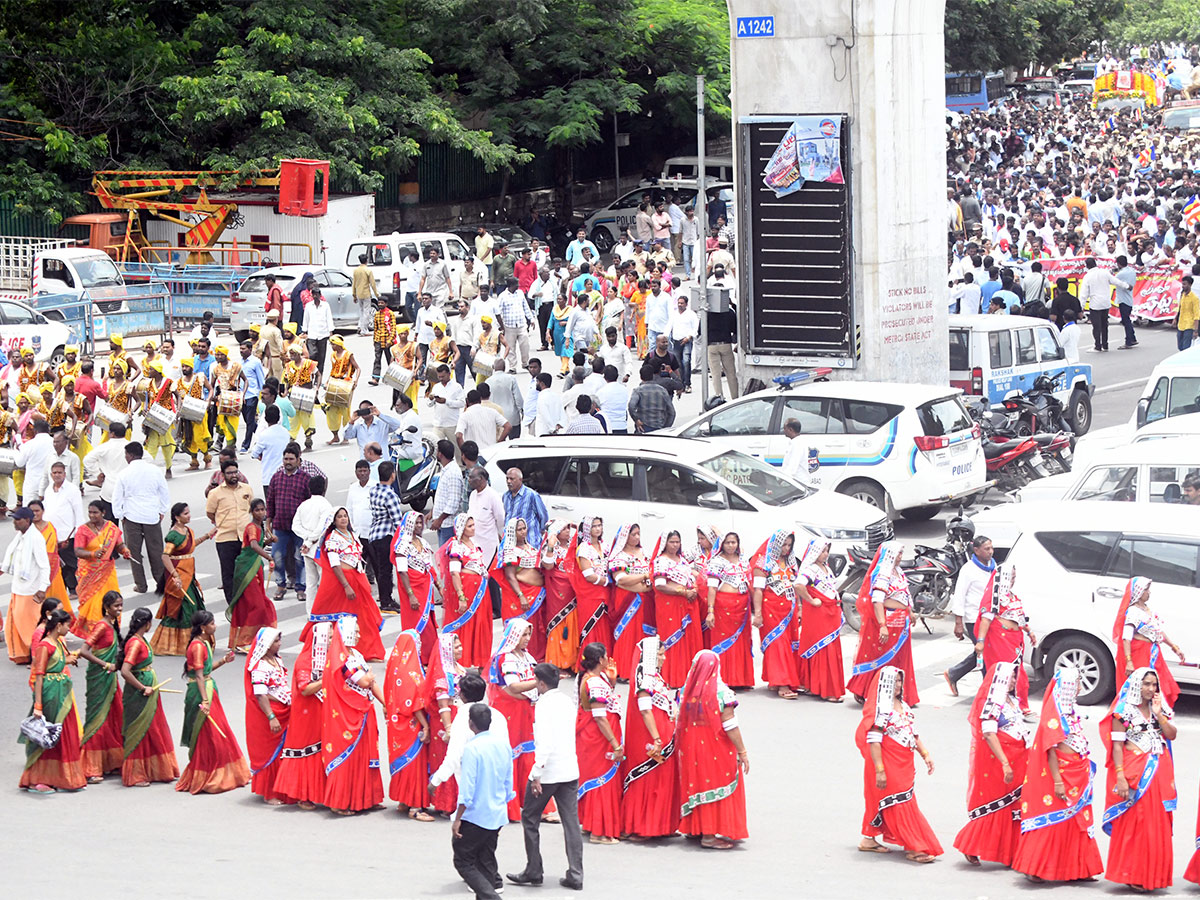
[670, 379, 986, 520]
[343, 232, 472, 311]
[949, 314, 1094, 433]
[659, 156, 735, 184]
[486, 435, 894, 563]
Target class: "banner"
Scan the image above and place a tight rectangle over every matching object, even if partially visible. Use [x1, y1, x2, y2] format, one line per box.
[1034, 256, 1182, 322]
[762, 116, 844, 198]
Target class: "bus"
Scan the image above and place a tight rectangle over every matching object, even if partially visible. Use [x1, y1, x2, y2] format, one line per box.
[946, 71, 1007, 111]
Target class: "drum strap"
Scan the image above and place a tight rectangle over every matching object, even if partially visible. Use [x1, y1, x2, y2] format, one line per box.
[149, 378, 175, 410]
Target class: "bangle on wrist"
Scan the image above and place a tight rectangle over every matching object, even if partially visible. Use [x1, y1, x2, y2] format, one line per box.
[874, 764, 885, 772]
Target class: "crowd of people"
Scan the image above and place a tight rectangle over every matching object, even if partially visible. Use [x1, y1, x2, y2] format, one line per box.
[945, 60, 1200, 351]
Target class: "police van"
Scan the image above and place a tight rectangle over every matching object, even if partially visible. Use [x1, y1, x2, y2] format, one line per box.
[949, 313, 1094, 433]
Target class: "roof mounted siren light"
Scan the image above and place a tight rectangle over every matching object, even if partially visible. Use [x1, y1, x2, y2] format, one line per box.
[772, 367, 833, 390]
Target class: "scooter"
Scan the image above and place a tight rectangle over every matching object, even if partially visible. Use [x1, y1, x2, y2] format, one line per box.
[391, 426, 440, 512]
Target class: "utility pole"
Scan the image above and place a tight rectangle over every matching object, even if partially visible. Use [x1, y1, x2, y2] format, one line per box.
[613, 113, 620, 201]
[696, 74, 709, 405]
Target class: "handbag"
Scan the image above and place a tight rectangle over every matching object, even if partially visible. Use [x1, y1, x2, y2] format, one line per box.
[19, 714, 61, 750]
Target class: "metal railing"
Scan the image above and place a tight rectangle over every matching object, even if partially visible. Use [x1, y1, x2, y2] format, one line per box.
[29, 283, 170, 353]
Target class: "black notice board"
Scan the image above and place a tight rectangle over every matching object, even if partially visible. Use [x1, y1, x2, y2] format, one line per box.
[738, 117, 855, 359]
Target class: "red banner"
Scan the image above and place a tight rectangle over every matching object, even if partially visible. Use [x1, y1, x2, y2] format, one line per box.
[1035, 256, 1182, 322]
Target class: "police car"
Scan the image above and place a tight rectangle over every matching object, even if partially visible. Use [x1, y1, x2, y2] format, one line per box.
[949, 314, 1094, 433]
[0, 297, 72, 367]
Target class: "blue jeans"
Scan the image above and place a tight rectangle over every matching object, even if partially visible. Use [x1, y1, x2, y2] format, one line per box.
[455, 345, 474, 387]
[1179, 328, 1196, 351]
[670, 338, 693, 389]
[681, 242, 695, 278]
[272, 527, 305, 590]
[647, 329, 661, 350]
[438, 526, 455, 547]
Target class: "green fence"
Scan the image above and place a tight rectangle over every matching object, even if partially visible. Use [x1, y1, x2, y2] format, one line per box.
[0, 203, 59, 238]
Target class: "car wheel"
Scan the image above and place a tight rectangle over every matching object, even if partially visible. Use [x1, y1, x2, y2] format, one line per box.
[591, 228, 614, 254]
[840, 589, 861, 632]
[48, 346, 66, 369]
[899, 504, 941, 522]
[1069, 389, 1092, 435]
[234, 330, 251, 344]
[838, 479, 888, 513]
[1044, 634, 1114, 705]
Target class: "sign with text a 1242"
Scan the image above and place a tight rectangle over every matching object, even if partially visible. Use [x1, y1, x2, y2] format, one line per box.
[736, 16, 774, 38]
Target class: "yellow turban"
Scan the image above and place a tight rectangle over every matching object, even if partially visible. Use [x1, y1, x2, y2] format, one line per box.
[284, 323, 299, 335]
[39, 381, 54, 394]
[330, 335, 345, 347]
[21, 347, 34, 359]
[143, 339, 157, 350]
[110, 334, 124, 347]
[288, 345, 303, 357]
[111, 359, 126, 375]
[64, 345, 78, 355]
[147, 358, 164, 374]
[214, 344, 230, 356]
[181, 357, 195, 368]
[249, 324, 261, 333]
[20, 390, 38, 405]
[396, 324, 411, 334]
[60, 375, 76, 388]
[480, 315, 493, 325]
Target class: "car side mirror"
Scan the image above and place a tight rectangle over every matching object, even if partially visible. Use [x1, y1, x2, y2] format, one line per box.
[405, 425, 419, 433]
[1135, 398, 1149, 429]
[829, 555, 847, 577]
[697, 491, 727, 510]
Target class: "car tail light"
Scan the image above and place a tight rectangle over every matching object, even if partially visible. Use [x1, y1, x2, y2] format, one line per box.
[914, 435, 949, 451]
[393, 271, 400, 293]
[970, 366, 983, 395]
[231, 292, 245, 303]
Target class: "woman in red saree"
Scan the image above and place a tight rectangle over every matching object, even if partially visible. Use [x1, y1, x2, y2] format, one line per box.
[1111, 576, 1184, 708]
[691, 526, 719, 650]
[391, 511, 438, 665]
[652, 530, 699, 688]
[20, 610, 86, 792]
[488, 616, 539, 821]
[305, 508, 384, 661]
[1100, 667, 1177, 892]
[384, 628, 433, 821]
[855, 665, 941, 862]
[152, 502, 211, 656]
[424, 631, 467, 814]
[71, 503, 129, 638]
[608, 523, 652, 680]
[750, 529, 800, 699]
[1011, 666, 1103, 883]
[953, 661, 1029, 867]
[437, 514, 492, 669]
[177, 610, 250, 794]
[541, 520, 578, 672]
[973, 563, 1035, 714]
[677, 648, 749, 849]
[571, 516, 613, 658]
[576, 641, 623, 844]
[225, 499, 277, 653]
[848, 542, 918, 706]
[795, 538, 845, 701]
[621, 636, 680, 839]
[321, 615, 385, 815]
[78, 590, 124, 782]
[244, 626, 292, 804]
[119, 607, 179, 786]
[704, 533, 754, 689]
[274, 622, 331, 809]
[29, 500, 72, 620]
[1186, 779, 1200, 884]
[493, 518, 548, 662]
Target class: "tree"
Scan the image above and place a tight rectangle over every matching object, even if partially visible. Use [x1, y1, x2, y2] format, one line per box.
[945, 0, 1124, 72]
[1107, 0, 1200, 45]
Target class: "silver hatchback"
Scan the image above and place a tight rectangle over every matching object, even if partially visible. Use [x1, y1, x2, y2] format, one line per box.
[229, 265, 357, 340]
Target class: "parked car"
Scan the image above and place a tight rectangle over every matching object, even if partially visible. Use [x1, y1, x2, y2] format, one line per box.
[230, 265, 356, 341]
[1069, 411, 1200, 475]
[949, 313, 1094, 433]
[1017, 435, 1200, 506]
[658, 155, 735, 184]
[447, 224, 534, 257]
[669, 379, 986, 521]
[1160, 99, 1200, 131]
[0, 297, 72, 366]
[580, 181, 735, 253]
[485, 435, 894, 563]
[342, 232, 473, 311]
[974, 502, 1200, 704]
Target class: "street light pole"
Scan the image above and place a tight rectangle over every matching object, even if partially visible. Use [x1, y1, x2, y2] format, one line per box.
[613, 112, 620, 201]
[697, 74, 709, 405]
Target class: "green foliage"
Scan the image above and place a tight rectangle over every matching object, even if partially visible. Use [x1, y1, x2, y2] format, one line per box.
[1107, 0, 1200, 45]
[945, 0, 1125, 71]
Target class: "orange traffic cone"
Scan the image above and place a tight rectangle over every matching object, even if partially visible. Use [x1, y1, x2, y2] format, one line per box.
[229, 236, 241, 267]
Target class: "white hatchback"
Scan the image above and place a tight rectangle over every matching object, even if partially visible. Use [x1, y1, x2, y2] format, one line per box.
[975, 502, 1200, 704]
[485, 435, 894, 562]
[671, 378, 986, 520]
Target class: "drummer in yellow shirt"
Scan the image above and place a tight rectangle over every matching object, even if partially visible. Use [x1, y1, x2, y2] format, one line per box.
[209, 345, 246, 452]
[324, 335, 360, 445]
[284, 344, 320, 450]
[139, 359, 179, 477]
[472, 315, 507, 386]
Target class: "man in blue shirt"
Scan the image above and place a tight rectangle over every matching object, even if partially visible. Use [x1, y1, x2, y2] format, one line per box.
[238, 340, 266, 452]
[565, 228, 598, 266]
[453, 704, 514, 900]
[343, 400, 404, 461]
[978, 267, 1003, 314]
[502, 468, 548, 545]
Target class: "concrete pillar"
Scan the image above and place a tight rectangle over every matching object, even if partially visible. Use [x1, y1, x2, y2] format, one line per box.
[727, 0, 948, 385]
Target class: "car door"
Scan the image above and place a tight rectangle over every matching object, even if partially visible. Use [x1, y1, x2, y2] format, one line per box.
[1104, 535, 1200, 683]
[678, 395, 777, 459]
[323, 269, 355, 325]
[549, 456, 640, 535]
[1010, 326, 1039, 396]
[770, 395, 845, 487]
[0, 300, 43, 359]
[637, 460, 735, 546]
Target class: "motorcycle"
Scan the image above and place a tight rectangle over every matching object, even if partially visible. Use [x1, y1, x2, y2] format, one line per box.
[966, 401, 1052, 496]
[1002, 372, 1076, 441]
[391, 426, 440, 512]
[978, 403, 1073, 476]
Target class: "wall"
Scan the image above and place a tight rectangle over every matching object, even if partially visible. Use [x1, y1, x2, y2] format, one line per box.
[727, 0, 948, 385]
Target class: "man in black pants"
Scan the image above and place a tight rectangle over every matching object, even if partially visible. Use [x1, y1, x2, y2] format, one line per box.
[943, 535, 996, 697]
[205, 460, 254, 605]
[452, 704, 514, 900]
[365, 461, 405, 613]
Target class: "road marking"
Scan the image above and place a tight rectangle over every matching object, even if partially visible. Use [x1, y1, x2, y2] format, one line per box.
[1095, 377, 1146, 395]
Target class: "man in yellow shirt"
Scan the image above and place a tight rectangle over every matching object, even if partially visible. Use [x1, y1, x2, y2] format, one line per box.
[1177, 275, 1199, 351]
[352, 252, 379, 337]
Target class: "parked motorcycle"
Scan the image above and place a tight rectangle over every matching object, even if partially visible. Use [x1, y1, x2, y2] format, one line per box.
[977, 401, 1074, 475]
[966, 400, 1053, 496]
[1002, 372, 1076, 441]
[391, 426, 440, 512]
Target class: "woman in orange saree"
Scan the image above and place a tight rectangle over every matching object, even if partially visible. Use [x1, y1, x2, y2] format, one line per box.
[28, 500, 72, 619]
[71, 502, 129, 638]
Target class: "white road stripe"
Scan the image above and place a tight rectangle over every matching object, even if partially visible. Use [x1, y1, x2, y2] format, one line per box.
[1095, 377, 1147, 395]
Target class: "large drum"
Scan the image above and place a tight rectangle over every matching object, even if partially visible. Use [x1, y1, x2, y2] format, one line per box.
[324, 377, 353, 407]
[0, 448, 16, 476]
[382, 363, 413, 392]
[216, 390, 243, 417]
[290, 386, 317, 413]
[94, 400, 131, 429]
[472, 350, 496, 378]
[179, 395, 208, 423]
[144, 405, 177, 434]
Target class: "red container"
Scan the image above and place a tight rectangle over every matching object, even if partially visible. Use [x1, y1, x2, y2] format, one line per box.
[278, 159, 329, 216]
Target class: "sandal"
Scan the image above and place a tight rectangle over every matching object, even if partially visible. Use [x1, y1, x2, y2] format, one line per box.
[133, 781, 150, 787]
[274, 587, 287, 602]
[905, 853, 936, 864]
[942, 670, 958, 697]
[407, 808, 435, 822]
[28, 784, 55, 794]
[962, 854, 980, 866]
[87, 775, 104, 784]
[824, 696, 845, 703]
[297, 591, 307, 604]
[332, 808, 356, 816]
[700, 837, 734, 849]
[298, 801, 317, 811]
[542, 813, 560, 824]
[857, 841, 890, 853]
[589, 835, 619, 845]
[777, 688, 799, 700]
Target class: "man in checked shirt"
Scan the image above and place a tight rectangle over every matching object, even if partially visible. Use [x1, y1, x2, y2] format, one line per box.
[495, 275, 536, 374]
[365, 459, 407, 613]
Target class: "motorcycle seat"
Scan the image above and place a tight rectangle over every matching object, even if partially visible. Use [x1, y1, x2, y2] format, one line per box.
[983, 440, 1023, 458]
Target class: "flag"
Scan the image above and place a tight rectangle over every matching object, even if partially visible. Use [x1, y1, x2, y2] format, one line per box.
[1185, 195, 1200, 228]
[1107, 115, 1116, 131]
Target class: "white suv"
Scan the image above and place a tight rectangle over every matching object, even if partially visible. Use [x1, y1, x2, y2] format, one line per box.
[485, 435, 893, 561]
[974, 502, 1200, 704]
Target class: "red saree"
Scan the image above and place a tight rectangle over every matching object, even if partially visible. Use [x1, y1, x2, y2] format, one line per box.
[385, 630, 430, 811]
[390, 520, 439, 665]
[576, 671, 623, 838]
[621, 641, 681, 838]
[847, 546, 918, 705]
[609, 584, 648, 681]
[1185, 779, 1200, 884]
[436, 537, 492, 670]
[795, 582, 845, 700]
[20, 638, 86, 791]
[176, 638, 251, 794]
[651, 552, 698, 689]
[544, 562, 578, 670]
[709, 589, 753, 688]
[120, 636, 179, 786]
[424, 633, 463, 814]
[273, 626, 328, 806]
[226, 523, 278, 651]
[320, 628, 384, 812]
[570, 533, 613, 656]
[304, 540, 384, 662]
[495, 575, 548, 664]
[488, 633, 537, 822]
[1111, 580, 1180, 708]
[243, 632, 292, 803]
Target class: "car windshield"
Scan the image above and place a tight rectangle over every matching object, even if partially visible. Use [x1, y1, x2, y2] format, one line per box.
[699, 451, 809, 505]
[75, 256, 122, 288]
[1162, 107, 1200, 130]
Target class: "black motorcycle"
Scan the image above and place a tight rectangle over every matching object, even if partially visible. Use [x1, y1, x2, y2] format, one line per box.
[1002, 372, 1076, 442]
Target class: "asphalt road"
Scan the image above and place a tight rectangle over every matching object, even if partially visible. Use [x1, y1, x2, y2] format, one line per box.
[0, 323, 1192, 899]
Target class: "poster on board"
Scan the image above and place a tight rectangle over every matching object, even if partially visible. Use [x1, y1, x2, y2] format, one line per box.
[762, 116, 844, 197]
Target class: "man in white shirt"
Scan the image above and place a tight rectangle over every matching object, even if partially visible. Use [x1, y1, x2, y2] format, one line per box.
[780, 419, 816, 488]
[389, 393, 424, 468]
[466, 466, 506, 568]
[596, 366, 630, 434]
[667, 194, 685, 262]
[293, 473, 334, 598]
[506, 663, 583, 891]
[1, 506, 50, 664]
[533, 372, 564, 436]
[581, 358, 606, 396]
[346, 460, 374, 539]
[943, 535, 996, 697]
[612, 232, 636, 264]
[112, 441, 170, 594]
[429, 672, 509, 793]
[251, 404, 292, 495]
[643, 279, 672, 348]
[1058, 309, 1082, 363]
[401, 250, 423, 323]
[41, 460, 84, 593]
[428, 365, 467, 460]
[1079, 257, 1122, 352]
[15, 420, 54, 503]
[83, 421, 130, 520]
[484, 358, 525, 439]
[456, 390, 510, 452]
[40, 431, 81, 497]
[598, 327, 634, 382]
[666, 294, 699, 394]
[415, 293, 446, 371]
[559, 367, 591, 426]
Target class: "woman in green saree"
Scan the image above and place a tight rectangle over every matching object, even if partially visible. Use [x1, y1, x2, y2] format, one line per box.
[78, 590, 124, 783]
[119, 606, 180, 786]
[19, 609, 86, 793]
[151, 502, 213, 656]
[226, 498, 277, 653]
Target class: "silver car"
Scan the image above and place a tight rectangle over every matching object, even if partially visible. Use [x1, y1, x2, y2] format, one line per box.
[229, 265, 357, 340]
